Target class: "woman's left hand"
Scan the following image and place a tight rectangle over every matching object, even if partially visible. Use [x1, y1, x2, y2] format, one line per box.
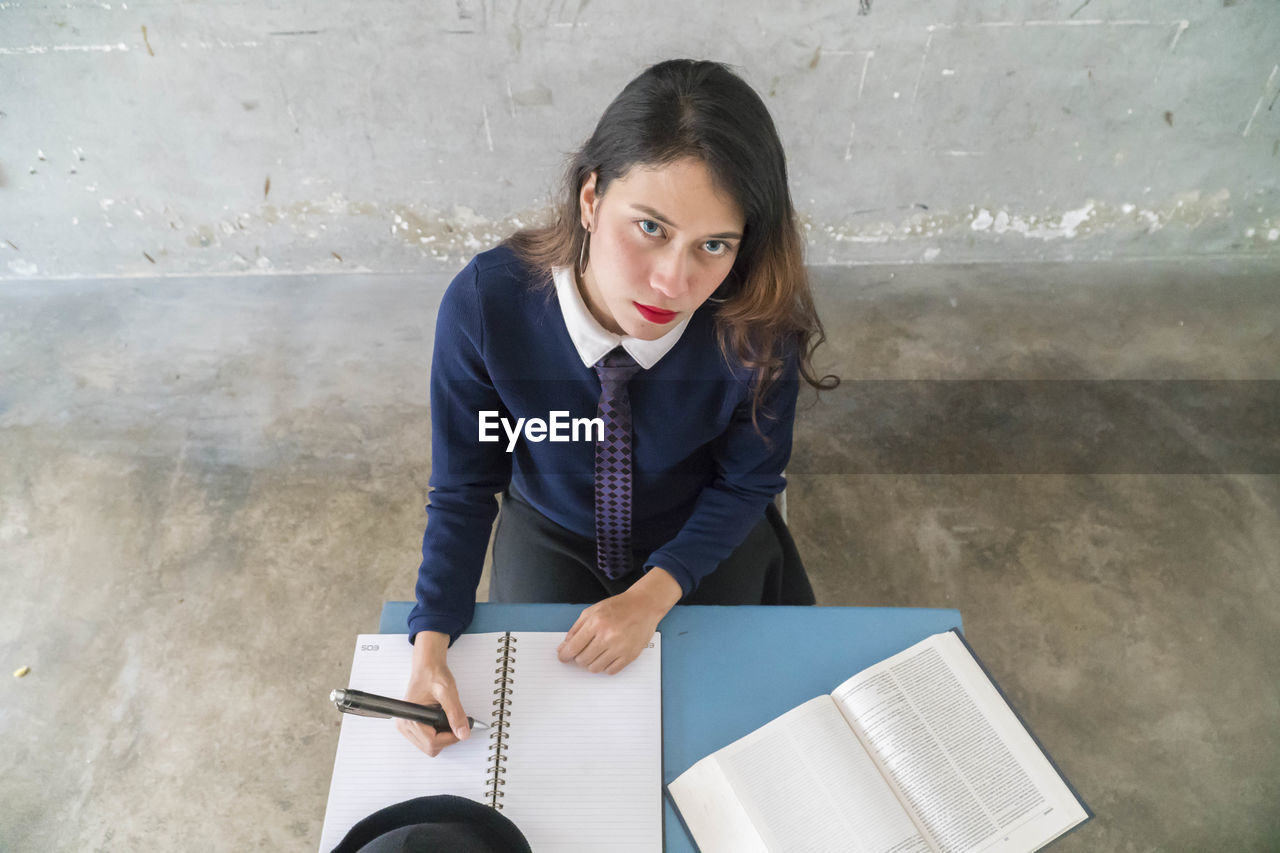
[557, 567, 682, 675]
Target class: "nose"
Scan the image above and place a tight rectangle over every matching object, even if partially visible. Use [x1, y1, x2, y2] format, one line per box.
[649, 248, 691, 301]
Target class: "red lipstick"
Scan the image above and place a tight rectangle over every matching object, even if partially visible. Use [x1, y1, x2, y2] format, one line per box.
[634, 302, 678, 324]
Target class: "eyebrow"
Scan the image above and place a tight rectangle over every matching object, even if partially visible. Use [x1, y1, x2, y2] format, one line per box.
[631, 205, 743, 241]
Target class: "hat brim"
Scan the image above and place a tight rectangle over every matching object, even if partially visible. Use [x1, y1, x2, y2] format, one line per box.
[331, 794, 531, 853]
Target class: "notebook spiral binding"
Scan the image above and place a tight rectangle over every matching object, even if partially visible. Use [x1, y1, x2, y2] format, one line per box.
[485, 632, 516, 809]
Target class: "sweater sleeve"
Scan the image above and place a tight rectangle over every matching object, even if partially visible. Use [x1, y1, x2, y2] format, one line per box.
[642, 347, 800, 596]
[407, 260, 512, 644]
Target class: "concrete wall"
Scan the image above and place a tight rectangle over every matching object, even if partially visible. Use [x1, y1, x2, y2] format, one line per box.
[2, 0, 1278, 280]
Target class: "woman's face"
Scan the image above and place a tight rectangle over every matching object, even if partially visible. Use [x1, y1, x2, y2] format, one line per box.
[577, 157, 745, 341]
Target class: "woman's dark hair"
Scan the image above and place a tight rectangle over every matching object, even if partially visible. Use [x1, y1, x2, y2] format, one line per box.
[505, 59, 837, 421]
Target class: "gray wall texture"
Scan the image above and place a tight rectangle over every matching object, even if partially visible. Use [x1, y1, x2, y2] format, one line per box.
[2, 0, 1278, 280]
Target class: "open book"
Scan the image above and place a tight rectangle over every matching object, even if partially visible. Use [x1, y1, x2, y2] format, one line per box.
[318, 631, 662, 852]
[669, 630, 1089, 853]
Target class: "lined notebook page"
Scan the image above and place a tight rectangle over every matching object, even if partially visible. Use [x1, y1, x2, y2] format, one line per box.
[498, 633, 663, 852]
[317, 633, 504, 851]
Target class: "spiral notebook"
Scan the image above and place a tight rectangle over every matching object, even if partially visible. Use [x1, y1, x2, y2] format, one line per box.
[317, 632, 663, 852]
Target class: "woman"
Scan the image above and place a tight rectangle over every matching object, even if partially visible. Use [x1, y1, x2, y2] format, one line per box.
[398, 59, 835, 757]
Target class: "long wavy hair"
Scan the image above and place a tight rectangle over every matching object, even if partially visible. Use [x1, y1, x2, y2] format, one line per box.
[505, 59, 837, 424]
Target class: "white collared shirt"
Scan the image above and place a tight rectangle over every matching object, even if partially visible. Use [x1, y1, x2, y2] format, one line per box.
[551, 265, 691, 370]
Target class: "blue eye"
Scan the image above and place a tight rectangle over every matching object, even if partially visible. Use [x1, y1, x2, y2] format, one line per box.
[638, 219, 662, 236]
[704, 240, 726, 255]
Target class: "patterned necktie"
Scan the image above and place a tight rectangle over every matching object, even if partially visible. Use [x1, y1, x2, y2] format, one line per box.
[593, 347, 643, 579]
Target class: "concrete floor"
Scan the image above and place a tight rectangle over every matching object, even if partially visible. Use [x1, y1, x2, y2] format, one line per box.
[1, 258, 1277, 851]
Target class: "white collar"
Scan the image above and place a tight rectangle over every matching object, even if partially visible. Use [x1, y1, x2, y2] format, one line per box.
[551, 265, 691, 370]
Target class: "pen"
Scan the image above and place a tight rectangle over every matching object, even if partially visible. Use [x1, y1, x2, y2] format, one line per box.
[330, 688, 490, 733]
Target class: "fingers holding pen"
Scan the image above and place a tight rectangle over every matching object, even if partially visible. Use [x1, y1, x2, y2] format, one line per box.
[395, 716, 459, 758]
[398, 662, 471, 757]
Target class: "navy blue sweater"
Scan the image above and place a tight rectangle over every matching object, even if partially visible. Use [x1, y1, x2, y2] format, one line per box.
[408, 245, 799, 642]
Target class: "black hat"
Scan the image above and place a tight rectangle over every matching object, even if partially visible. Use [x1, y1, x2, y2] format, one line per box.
[332, 795, 532, 853]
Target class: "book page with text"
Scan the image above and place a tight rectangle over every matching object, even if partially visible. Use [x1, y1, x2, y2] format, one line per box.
[317, 633, 505, 852]
[497, 632, 663, 852]
[675, 695, 932, 853]
[833, 632, 1088, 853]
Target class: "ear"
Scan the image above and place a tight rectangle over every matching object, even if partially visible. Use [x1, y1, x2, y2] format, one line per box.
[578, 171, 599, 230]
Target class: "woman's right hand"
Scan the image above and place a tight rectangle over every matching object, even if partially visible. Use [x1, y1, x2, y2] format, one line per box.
[396, 630, 473, 757]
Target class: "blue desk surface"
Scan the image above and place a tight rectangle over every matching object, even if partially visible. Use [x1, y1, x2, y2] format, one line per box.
[379, 602, 963, 852]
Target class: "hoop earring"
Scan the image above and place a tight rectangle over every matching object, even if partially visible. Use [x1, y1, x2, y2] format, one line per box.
[578, 229, 590, 275]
